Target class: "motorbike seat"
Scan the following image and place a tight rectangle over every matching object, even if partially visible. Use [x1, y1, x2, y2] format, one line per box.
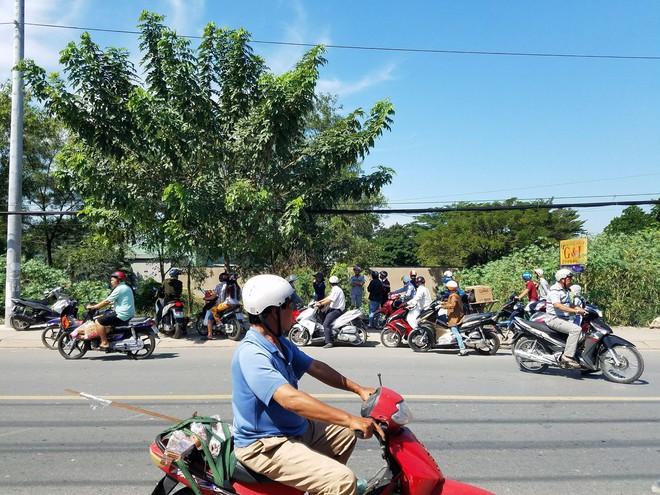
[231, 461, 277, 484]
[12, 298, 51, 310]
[524, 320, 568, 341]
[113, 317, 151, 330]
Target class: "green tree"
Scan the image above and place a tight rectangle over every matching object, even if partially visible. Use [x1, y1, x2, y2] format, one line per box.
[372, 223, 420, 266]
[604, 205, 658, 234]
[21, 12, 394, 274]
[416, 199, 584, 267]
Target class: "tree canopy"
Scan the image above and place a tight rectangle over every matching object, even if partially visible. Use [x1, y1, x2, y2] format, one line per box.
[20, 11, 394, 273]
[604, 204, 659, 235]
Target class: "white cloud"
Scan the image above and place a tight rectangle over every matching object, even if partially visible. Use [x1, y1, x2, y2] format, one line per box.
[166, 0, 205, 35]
[317, 60, 399, 97]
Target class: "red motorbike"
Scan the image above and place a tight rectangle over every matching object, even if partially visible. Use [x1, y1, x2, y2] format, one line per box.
[149, 379, 495, 495]
[372, 293, 403, 329]
[380, 300, 442, 348]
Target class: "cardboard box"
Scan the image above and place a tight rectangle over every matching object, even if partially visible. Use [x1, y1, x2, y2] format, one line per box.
[465, 285, 493, 304]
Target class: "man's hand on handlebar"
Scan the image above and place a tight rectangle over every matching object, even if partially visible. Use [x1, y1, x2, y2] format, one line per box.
[349, 416, 384, 441]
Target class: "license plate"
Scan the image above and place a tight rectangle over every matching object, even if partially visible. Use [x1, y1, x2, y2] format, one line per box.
[174, 311, 184, 318]
[236, 313, 244, 320]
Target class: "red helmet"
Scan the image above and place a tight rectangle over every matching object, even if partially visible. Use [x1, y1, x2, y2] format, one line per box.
[410, 270, 417, 278]
[110, 270, 127, 282]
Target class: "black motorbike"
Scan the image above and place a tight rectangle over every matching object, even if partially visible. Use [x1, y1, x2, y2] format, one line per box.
[495, 294, 546, 345]
[511, 303, 644, 384]
[10, 287, 77, 331]
[156, 297, 187, 339]
[408, 310, 501, 355]
[56, 309, 158, 360]
[194, 303, 248, 341]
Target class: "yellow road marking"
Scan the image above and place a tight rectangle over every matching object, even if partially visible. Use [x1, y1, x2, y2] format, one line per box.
[0, 394, 659, 402]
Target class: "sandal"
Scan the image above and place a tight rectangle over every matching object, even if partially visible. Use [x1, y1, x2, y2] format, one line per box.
[202, 336, 214, 341]
[98, 344, 110, 352]
[561, 356, 581, 369]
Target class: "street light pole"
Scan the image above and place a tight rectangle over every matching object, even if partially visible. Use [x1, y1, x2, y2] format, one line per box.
[5, 0, 25, 323]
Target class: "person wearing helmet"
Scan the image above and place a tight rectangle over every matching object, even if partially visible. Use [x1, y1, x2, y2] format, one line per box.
[155, 268, 184, 325]
[315, 275, 346, 348]
[287, 275, 305, 309]
[534, 268, 550, 300]
[85, 271, 135, 350]
[392, 274, 416, 301]
[546, 269, 587, 369]
[569, 284, 584, 309]
[441, 280, 468, 356]
[312, 272, 326, 302]
[516, 271, 538, 304]
[379, 271, 391, 305]
[232, 275, 382, 495]
[409, 270, 419, 288]
[443, 270, 453, 279]
[349, 266, 365, 309]
[406, 276, 431, 330]
[203, 272, 230, 340]
[366, 270, 383, 328]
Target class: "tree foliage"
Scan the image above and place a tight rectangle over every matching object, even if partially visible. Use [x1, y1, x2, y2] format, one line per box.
[20, 11, 394, 274]
[603, 204, 659, 235]
[372, 223, 420, 266]
[415, 199, 584, 268]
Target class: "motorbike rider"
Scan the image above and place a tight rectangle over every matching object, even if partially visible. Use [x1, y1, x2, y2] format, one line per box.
[85, 271, 135, 351]
[517, 271, 539, 312]
[441, 280, 468, 356]
[379, 270, 390, 304]
[409, 270, 418, 288]
[534, 268, 550, 300]
[545, 269, 587, 369]
[406, 276, 431, 330]
[392, 274, 416, 302]
[569, 284, 584, 308]
[232, 274, 382, 495]
[315, 275, 346, 349]
[287, 274, 305, 309]
[204, 272, 229, 340]
[156, 268, 183, 324]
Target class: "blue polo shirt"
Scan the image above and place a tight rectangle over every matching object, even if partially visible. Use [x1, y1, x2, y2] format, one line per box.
[231, 328, 314, 447]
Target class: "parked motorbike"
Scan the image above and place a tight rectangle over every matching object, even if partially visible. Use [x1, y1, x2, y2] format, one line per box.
[194, 301, 247, 341]
[9, 286, 77, 331]
[379, 299, 442, 348]
[289, 305, 367, 347]
[511, 303, 644, 384]
[408, 311, 501, 354]
[148, 378, 495, 495]
[371, 293, 403, 330]
[41, 314, 81, 350]
[56, 309, 158, 360]
[495, 294, 546, 344]
[157, 297, 187, 339]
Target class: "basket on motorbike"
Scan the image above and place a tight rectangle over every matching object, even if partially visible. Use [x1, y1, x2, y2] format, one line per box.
[150, 416, 236, 495]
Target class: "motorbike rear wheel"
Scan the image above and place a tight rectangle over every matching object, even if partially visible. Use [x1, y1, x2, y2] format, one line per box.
[474, 328, 501, 355]
[57, 333, 90, 359]
[9, 315, 31, 331]
[380, 328, 402, 348]
[289, 326, 311, 347]
[408, 327, 433, 352]
[350, 325, 368, 346]
[599, 345, 644, 384]
[373, 312, 387, 330]
[514, 337, 549, 373]
[41, 324, 61, 350]
[226, 319, 245, 341]
[194, 314, 207, 336]
[130, 333, 157, 360]
[172, 322, 185, 340]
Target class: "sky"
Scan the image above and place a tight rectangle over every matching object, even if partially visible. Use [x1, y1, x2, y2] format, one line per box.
[1, 0, 659, 234]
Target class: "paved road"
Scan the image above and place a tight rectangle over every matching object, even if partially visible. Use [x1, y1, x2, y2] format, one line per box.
[0, 342, 658, 494]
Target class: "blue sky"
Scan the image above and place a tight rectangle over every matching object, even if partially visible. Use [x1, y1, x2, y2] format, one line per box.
[2, 0, 659, 233]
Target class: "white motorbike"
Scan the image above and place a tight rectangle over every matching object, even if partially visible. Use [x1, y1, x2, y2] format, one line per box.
[289, 304, 368, 347]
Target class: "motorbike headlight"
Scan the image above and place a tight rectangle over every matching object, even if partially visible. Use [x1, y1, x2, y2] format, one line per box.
[391, 401, 413, 425]
[597, 309, 603, 318]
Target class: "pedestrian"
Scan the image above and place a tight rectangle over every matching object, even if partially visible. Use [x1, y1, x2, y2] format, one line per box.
[441, 281, 468, 356]
[349, 266, 365, 308]
[367, 270, 382, 328]
[312, 272, 326, 302]
[315, 275, 346, 349]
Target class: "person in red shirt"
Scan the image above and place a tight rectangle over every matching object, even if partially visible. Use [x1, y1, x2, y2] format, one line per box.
[517, 271, 538, 303]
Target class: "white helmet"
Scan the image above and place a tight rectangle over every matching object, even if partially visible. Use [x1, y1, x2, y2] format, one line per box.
[569, 284, 582, 297]
[446, 281, 458, 290]
[534, 268, 544, 277]
[329, 275, 339, 284]
[555, 269, 573, 281]
[242, 274, 293, 315]
[443, 270, 453, 278]
[402, 274, 411, 283]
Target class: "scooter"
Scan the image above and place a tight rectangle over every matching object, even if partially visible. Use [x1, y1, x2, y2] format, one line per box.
[511, 302, 645, 384]
[157, 297, 188, 339]
[371, 293, 403, 330]
[9, 286, 77, 331]
[495, 294, 546, 345]
[288, 304, 367, 347]
[56, 309, 159, 360]
[379, 299, 442, 348]
[148, 377, 495, 495]
[194, 302, 248, 341]
[407, 311, 501, 355]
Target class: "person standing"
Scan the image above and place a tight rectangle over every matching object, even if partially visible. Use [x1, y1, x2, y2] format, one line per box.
[441, 281, 468, 356]
[315, 276, 346, 349]
[366, 271, 382, 328]
[312, 272, 326, 302]
[349, 266, 365, 309]
[534, 268, 550, 300]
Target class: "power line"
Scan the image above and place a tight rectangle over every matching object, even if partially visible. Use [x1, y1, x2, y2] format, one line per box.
[384, 192, 660, 206]
[1, 21, 659, 61]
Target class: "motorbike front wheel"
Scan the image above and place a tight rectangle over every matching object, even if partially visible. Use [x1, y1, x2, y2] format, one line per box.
[289, 326, 311, 347]
[474, 328, 501, 355]
[380, 328, 402, 348]
[9, 315, 31, 331]
[373, 312, 387, 330]
[408, 327, 433, 352]
[513, 337, 549, 373]
[57, 333, 90, 359]
[599, 345, 644, 384]
[41, 324, 61, 350]
[130, 333, 157, 360]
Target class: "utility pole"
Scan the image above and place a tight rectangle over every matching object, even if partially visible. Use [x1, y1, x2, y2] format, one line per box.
[5, 0, 25, 323]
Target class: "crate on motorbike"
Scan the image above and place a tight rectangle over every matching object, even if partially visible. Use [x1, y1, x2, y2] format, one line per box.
[69, 320, 99, 340]
[158, 416, 236, 495]
[465, 285, 494, 304]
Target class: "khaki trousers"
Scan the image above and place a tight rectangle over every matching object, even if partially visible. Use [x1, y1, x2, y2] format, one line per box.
[234, 420, 357, 495]
[546, 316, 581, 358]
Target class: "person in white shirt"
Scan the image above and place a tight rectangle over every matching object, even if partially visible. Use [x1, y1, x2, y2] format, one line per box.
[315, 275, 346, 349]
[534, 268, 550, 300]
[406, 276, 431, 330]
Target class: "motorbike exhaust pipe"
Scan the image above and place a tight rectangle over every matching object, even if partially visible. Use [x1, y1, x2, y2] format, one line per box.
[513, 349, 557, 365]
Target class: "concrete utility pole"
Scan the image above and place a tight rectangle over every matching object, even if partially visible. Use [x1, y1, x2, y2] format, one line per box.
[5, 0, 25, 323]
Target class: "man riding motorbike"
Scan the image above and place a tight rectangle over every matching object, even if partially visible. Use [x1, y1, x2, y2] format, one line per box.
[156, 268, 183, 324]
[231, 274, 383, 495]
[85, 271, 135, 351]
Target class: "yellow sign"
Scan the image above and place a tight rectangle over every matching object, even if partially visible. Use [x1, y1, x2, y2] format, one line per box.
[560, 238, 588, 270]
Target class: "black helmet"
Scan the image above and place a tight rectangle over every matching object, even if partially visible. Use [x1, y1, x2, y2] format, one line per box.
[379, 270, 388, 279]
[371, 270, 379, 278]
[219, 272, 229, 282]
[314, 272, 324, 280]
[416, 276, 426, 285]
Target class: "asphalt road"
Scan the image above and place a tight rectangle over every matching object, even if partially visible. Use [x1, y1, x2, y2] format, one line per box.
[0, 344, 658, 495]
